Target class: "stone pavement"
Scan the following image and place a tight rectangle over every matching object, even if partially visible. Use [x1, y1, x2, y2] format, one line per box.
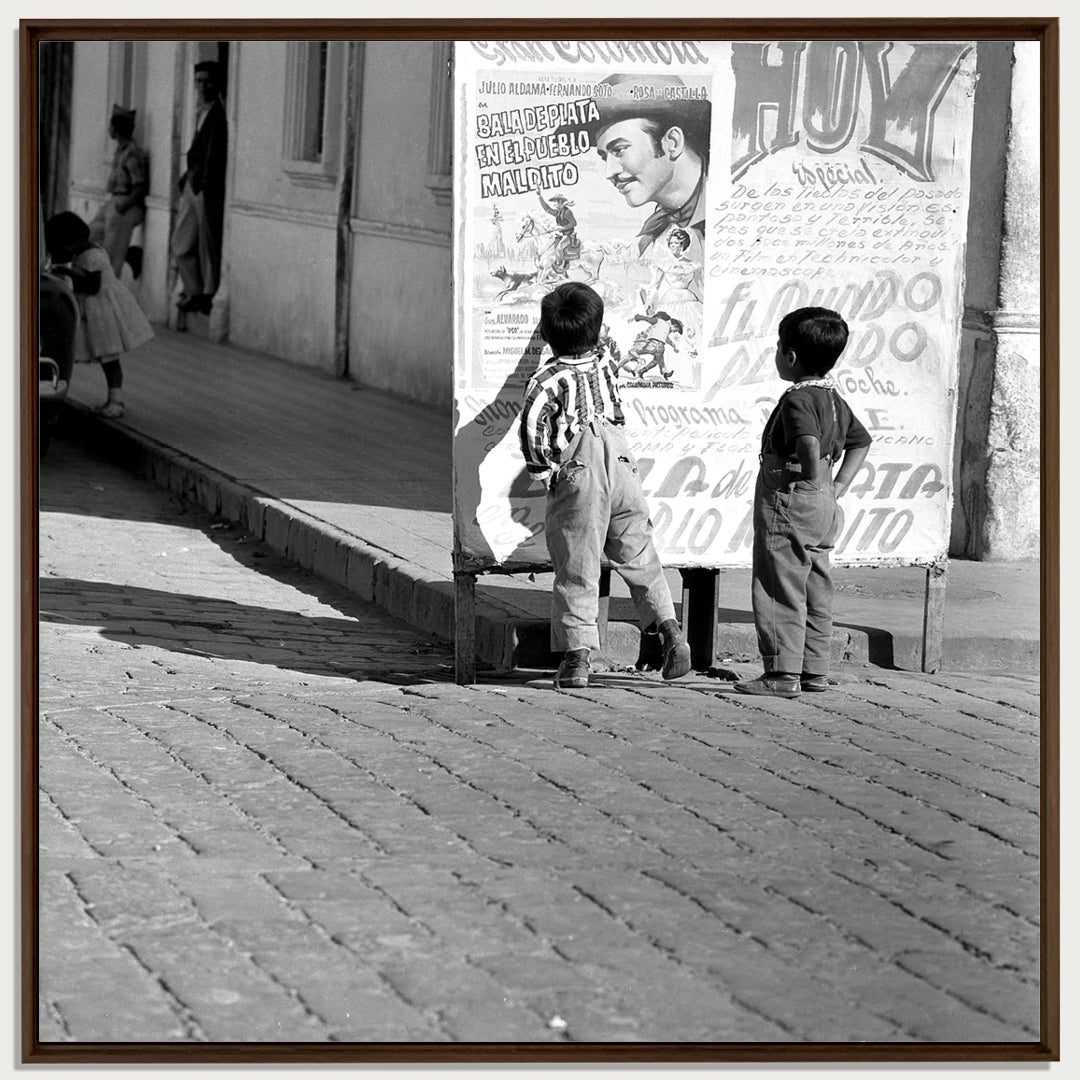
[36, 439, 1041, 1048]
[56, 326, 1041, 674]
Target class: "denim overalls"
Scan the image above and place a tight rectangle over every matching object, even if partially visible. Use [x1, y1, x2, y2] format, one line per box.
[546, 417, 677, 653]
[752, 388, 843, 676]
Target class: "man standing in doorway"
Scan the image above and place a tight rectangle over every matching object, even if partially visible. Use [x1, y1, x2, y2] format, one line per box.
[172, 60, 227, 318]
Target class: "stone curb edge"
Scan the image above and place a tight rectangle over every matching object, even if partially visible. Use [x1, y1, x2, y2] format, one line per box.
[55, 404, 522, 671]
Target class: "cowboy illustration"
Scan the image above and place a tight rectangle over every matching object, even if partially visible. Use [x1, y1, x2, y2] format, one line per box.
[536, 190, 580, 279]
[624, 311, 684, 380]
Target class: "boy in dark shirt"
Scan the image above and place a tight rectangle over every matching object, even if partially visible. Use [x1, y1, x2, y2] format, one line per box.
[735, 307, 872, 698]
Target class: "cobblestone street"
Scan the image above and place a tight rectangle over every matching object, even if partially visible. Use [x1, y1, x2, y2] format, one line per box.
[37, 439, 1041, 1047]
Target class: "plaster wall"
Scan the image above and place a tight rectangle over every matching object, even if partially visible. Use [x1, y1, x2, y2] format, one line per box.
[65, 42, 112, 208]
[981, 41, 1041, 560]
[227, 209, 338, 369]
[353, 41, 450, 235]
[229, 42, 344, 218]
[350, 232, 453, 408]
[137, 42, 187, 325]
[222, 41, 341, 369]
[952, 42, 1010, 557]
[952, 41, 1040, 560]
[347, 41, 453, 406]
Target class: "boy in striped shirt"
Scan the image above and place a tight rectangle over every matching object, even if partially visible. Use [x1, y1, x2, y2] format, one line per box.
[519, 281, 691, 689]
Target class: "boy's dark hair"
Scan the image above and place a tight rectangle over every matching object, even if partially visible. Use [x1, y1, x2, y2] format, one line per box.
[44, 211, 90, 255]
[110, 113, 136, 139]
[539, 281, 604, 357]
[778, 306, 849, 375]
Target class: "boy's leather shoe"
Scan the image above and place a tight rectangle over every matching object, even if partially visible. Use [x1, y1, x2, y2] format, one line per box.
[733, 673, 801, 698]
[662, 639, 692, 680]
[800, 673, 831, 692]
[657, 620, 692, 681]
[555, 649, 590, 689]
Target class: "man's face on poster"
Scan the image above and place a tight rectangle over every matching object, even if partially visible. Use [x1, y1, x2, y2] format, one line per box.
[595, 118, 676, 209]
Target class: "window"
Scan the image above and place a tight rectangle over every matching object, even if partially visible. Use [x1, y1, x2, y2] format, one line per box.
[287, 42, 329, 162]
[283, 41, 342, 186]
[426, 41, 453, 204]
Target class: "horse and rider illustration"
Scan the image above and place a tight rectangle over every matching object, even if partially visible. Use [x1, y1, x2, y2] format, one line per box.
[482, 189, 638, 306]
[535, 191, 580, 277]
[513, 190, 609, 287]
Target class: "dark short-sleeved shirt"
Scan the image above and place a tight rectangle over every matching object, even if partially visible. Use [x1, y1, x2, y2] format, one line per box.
[761, 384, 872, 462]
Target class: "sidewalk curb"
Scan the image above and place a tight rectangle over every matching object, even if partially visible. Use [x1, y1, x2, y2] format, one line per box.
[54, 404, 1039, 675]
[57, 403, 519, 671]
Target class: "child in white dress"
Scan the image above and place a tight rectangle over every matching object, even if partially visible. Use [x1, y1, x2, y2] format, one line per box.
[45, 211, 153, 418]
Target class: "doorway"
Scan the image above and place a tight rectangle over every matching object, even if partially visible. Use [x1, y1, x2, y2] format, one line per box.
[170, 41, 231, 336]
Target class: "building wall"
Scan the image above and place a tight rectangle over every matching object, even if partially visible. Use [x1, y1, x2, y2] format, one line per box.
[348, 41, 453, 408]
[139, 41, 185, 326]
[952, 42, 1041, 559]
[223, 42, 343, 370]
[981, 41, 1041, 560]
[952, 42, 1012, 558]
[66, 42, 115, 226]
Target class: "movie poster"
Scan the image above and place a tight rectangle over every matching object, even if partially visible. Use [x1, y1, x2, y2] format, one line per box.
[452, 40, 976, 571]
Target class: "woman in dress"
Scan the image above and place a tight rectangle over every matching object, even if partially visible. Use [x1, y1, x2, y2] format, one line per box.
[643, 228, 704, 355]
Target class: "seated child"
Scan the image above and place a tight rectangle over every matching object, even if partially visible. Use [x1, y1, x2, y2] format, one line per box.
[735, 306, 872, 698]
[518, 282, 691, 689]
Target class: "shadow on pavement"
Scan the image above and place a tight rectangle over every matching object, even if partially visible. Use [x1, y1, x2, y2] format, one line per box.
[39, 442, 199, 525]
[39, 577, 452, 683]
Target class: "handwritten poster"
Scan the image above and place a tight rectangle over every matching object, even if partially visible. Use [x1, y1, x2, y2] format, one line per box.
[452, 40, 976, 571]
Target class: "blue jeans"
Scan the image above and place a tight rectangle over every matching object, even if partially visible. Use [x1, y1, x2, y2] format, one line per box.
[546, 420, 676, 652]
[751, 457, 840, 676]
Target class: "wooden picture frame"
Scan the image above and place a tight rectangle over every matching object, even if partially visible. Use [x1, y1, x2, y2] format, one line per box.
[20, 16, 1059, 1065]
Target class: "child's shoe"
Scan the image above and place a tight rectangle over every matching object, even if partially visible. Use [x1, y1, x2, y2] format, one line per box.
[800, 673, 831, 692]
[658, 619, 691, 681]
[555, 648, 590, 689]
[96, 392, 125, 419]
[733, 673, 801, 698]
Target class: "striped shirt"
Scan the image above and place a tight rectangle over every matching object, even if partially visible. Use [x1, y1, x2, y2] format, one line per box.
[518, 350, 625, 481]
